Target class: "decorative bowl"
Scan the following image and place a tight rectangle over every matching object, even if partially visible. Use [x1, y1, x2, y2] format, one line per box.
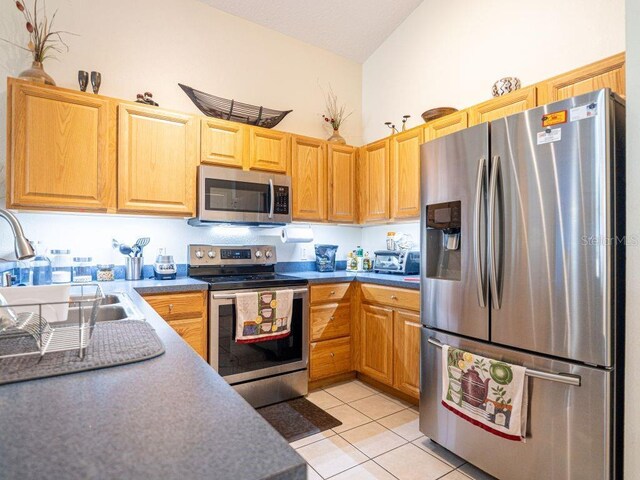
[492, 77, 521, 97]
[421, 107, 458, 123]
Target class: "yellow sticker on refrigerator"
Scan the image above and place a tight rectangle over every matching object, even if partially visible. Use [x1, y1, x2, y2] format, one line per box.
[537, 128, 562, 145]
[541, 110, 567, 127]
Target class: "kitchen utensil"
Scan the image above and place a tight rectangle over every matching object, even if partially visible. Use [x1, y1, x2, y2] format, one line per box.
[133, 237, 150, 257]
[125, 257, 143, 281]
[119, 244, 133, 256]
[78, 70, 88, 92]
[421, 107, 458, 123]
[90, 71, 101, 94]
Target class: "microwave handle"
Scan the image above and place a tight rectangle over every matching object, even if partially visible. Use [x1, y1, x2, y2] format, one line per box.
[268, 179, 275, 219]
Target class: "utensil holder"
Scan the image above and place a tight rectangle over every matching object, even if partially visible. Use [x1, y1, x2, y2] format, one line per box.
[125, 257, 143, 281]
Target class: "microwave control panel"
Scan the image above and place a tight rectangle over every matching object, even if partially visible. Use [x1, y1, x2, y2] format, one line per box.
[274, 186, 290, 214]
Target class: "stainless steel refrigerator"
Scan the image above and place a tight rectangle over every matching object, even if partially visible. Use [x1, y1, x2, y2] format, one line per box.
[419, 89, 625, 480]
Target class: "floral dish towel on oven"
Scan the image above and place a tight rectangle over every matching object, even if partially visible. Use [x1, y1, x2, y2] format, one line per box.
[442, 345, 528, 442]
[235, 290, 293, 344]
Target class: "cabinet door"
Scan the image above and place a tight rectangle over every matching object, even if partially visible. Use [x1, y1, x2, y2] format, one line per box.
[8, 80, 116, 211]
[390, 129, 422, 220]
[424, 111, 468, 141]
[393, 310, 421, 399]
[118, 103, 198, 215]
[249, 128, 289, 173]
[327, 144, 357, 223]
[469, 86, 537, 126]
[291, 135, 326, 221]
[360, 303, 394, 385]
[359, 140, 390, 223]
[200, 118, 246, 168]
[310, 337, 352, 380]
[311, 302, 351, 342]
[537, 52, 625, 105]
[166, 317, 208, 360]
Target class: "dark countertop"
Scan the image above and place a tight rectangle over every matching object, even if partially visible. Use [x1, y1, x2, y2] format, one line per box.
[0, 279, 305, 480]
[289, 271, 420, 290]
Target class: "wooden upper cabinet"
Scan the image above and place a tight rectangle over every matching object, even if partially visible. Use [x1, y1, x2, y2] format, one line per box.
[469, 86, 537, 126]
[200, 118, 246, 168]
[249, 127, 289, 173]
[390, 128, 422, 220]
[537, 53, 625, 105]
[360, 303, 394, 385]
[118, 103, 198, 215]
[393, 310, 421, 399]
[328, 144, 357, 223]
[359, 139, 390, 223]
[291, 135, 326, 221]
[7, 79, 116, 211]
[425, 111, 468, 141]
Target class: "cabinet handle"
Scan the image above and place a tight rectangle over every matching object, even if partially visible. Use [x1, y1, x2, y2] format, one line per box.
[330, 290, 336, 295]
[391, 295, 398, 300]
[329, 316, 335, 321]
[330, 352, 335, 357]
[169, 304, 174, 313]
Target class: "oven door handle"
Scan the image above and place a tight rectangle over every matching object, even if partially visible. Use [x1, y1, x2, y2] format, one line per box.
[268, 178, 275, 219]
[212, 288, 309, 299]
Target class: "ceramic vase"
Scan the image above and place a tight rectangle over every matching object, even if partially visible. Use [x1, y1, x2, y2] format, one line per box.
[328, 129, 346, 145]
[19, 61, 56, 86]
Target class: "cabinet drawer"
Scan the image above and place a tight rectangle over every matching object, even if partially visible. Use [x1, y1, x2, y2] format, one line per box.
[311, 302, 351, 341]
[310, 283, 351, 304]
[310, 337, 352, 380]
[360, 284, 420, 311]
[144, 291, 206, 320]
[166, 317, 207, 360]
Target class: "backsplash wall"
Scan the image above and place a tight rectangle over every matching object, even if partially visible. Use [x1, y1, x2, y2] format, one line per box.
[0, 212, 362, 267]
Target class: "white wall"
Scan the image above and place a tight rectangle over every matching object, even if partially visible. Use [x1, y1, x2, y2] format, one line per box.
[0, 0, 363, 264]
[360, 222, 420, 254]
[362, 0, 626, 142]
[625, 0, 639, 476]
[0, 212, 362, 265]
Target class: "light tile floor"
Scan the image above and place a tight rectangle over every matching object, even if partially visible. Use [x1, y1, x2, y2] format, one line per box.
[293, 380, 497, 480]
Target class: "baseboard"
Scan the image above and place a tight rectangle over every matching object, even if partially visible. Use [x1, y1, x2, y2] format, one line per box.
[357, 373, 419, 406]
[308, 371, 356, 390]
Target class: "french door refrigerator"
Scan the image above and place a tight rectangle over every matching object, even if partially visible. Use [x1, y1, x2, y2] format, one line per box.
[419, 89, 625, 480]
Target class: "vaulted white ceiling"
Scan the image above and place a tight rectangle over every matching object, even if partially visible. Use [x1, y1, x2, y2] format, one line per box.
[198, 0, 423, 63]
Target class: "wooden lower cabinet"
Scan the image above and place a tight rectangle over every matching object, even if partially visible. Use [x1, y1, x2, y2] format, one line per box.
[360, 303, 394, 385]
[309, 283, 353, 381]
[310, 337, 352, 381]
[143, 291, 208, 360]
[393, 310, 421, 398]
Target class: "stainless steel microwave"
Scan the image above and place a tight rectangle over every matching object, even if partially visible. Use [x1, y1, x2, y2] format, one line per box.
[189, 165, 292, 226]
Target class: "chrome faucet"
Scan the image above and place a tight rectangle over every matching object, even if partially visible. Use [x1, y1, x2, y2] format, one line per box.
[0, 209, 35, 260]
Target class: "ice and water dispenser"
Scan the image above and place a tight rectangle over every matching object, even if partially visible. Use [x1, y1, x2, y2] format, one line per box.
[425, 201, 461, 281]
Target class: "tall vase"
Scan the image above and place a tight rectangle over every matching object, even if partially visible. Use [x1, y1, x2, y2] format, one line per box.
[19, 61, 56, 86]
[328, 129, 346, 145]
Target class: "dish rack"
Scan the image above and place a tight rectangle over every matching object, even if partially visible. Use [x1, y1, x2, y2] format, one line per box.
[0, 284, 104, 360]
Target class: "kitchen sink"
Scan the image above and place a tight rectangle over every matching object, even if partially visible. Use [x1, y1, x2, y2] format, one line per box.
[95, 305, 128, 321]
[95, 293, 145, 322]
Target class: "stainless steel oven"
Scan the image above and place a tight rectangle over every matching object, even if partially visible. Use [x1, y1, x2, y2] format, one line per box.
[190, 165, 292, 226]
[188, 244, 308, 407]
[209, 287, 308, 406]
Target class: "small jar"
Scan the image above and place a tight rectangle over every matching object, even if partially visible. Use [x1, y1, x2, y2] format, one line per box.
[97, 264, 115, 282]
[51, 249, 73, 284]
[73, 257, 93, 283]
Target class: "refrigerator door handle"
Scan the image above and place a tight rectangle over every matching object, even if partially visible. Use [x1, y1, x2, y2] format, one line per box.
[426, 337, 581, 387]
[474, 156, 487, 308]
[488, 154, 501, 310]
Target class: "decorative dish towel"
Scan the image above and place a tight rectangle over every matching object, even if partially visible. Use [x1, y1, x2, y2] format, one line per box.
[442, 345, 528, 442]
[235, 290, 293, 344]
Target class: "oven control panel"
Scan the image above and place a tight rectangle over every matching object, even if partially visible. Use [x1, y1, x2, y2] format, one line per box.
[188, 244, 277, 266]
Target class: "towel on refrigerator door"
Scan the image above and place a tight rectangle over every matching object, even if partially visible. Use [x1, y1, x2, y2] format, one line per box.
[441, 345, 528, 441]
[235, 290, 293, 344]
